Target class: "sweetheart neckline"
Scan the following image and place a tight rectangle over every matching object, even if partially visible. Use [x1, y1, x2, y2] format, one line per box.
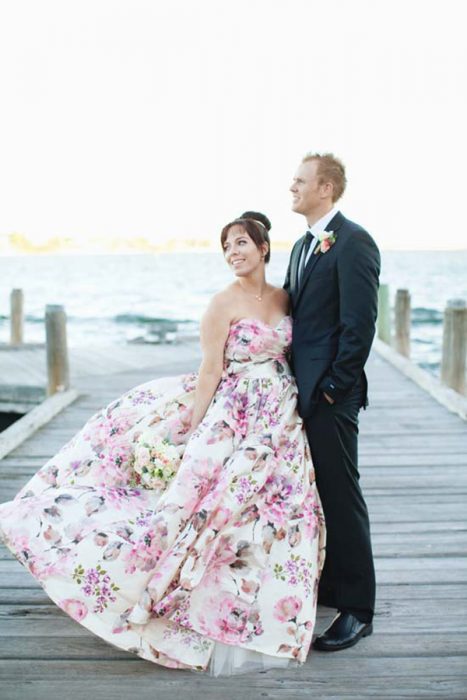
[229, 315, 291, 332]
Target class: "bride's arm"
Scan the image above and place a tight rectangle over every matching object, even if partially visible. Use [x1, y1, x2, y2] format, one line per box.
[190, 296, 231, 432]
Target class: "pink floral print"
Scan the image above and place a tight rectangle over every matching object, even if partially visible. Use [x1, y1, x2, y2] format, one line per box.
[274, 595, 303, 622]
[0, 316, 325, 671]
[58, 598, 88, 621]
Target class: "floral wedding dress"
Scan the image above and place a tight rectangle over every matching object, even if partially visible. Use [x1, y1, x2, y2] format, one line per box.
[0, 316, 325, 674]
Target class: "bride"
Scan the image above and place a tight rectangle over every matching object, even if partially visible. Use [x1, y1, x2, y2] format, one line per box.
[0, 212, 325, 675]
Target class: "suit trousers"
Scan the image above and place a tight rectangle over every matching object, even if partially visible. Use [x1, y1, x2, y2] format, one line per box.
[304, 378, 375, 623]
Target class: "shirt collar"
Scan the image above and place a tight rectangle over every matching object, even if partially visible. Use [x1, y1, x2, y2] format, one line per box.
[308, 206, 339, 236]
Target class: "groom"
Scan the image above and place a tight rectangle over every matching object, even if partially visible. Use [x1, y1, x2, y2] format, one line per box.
[284, 153, 380, 651]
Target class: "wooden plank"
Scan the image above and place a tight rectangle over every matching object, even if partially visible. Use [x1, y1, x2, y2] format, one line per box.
[1, 678, 465, 700]
[0, 631, 465, 662]
[0, 390, 79, 459]
[367, 503, 467, 523]
[1, 680, 466, 700]
[364, 487, 467, 497]
[0, 636, 132, 659]
[370, 521, 467, 534]
[359, 453, 467, 466]
[0, 657, 466, 683]
[0, 660, 466, 700]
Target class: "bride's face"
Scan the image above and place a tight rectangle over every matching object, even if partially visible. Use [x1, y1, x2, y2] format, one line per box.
[223, 225, 264, 277]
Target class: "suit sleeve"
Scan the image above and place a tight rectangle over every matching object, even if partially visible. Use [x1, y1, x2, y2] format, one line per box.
[319, 230, 381, 402]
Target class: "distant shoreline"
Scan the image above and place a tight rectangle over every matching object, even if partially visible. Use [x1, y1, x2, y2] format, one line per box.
[1, 232, 467, 255]
[2, 244, 467, 256]
[0, 237, 290, 255]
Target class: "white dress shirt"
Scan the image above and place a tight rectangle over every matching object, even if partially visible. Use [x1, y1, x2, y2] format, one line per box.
[300, 205, 340, 271]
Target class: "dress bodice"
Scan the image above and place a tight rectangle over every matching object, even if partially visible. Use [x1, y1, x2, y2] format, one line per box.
[223, 316, 293, 378]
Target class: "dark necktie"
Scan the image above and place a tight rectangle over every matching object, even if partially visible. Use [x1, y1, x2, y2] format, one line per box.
[298, 230, 314, 284]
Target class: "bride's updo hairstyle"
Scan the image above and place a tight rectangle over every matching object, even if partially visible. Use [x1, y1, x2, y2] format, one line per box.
[220, 211, 272, 263]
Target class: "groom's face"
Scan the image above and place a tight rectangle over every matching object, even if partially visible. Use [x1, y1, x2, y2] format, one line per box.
[290, 160, 325, 217]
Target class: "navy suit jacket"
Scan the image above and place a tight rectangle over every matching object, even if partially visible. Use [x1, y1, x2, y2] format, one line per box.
[284, 211, 381, 417]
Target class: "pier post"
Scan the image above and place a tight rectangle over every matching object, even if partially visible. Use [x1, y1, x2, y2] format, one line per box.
[394, 289, 411, 358]
[377, 283, 391, 344]
[441, 299, 466, 395]
[45, 305, 70, 395]
[10, 289, 24, 345]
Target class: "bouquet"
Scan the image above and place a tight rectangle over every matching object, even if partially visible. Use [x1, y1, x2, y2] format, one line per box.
[130, 431, 182, 490]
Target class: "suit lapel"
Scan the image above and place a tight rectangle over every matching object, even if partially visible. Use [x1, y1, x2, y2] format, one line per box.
[294, 211, 345, 307]
[290, 234, 306, 296]
[297, 237, 322, 291]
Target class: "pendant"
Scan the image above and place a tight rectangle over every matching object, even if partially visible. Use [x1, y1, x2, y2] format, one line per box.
[256, 295, 262, 301]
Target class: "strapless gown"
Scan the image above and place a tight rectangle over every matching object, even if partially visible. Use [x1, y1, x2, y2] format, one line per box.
[0, 316, 325, 674]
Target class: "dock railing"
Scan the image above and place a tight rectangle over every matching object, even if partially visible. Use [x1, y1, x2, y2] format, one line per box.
[1, 292, 77, 458]
[6, 290, 70, 396]
[377, 283, 467, 396]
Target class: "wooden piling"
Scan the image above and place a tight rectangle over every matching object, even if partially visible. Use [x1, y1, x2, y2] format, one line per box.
[377, 283, 391, 344]
[10, 289, 24, 345]
[441, 299, 467, 395]
[45, 305, 70, 395]
[394, 289, 411, 358]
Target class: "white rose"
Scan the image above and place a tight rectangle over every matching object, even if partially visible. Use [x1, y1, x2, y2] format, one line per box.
[140, 430, 156, 446]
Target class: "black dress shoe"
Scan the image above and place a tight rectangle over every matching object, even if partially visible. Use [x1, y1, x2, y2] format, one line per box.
[313, 612, 373, 651]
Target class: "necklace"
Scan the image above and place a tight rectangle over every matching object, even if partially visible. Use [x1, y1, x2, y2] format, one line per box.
[239, 283, 268, 302]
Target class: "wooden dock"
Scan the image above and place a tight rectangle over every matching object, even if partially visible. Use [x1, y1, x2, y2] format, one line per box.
[0, 347, 466, 699]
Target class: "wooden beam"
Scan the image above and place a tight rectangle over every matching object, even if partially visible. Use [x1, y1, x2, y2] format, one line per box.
[0, 390, 78, 460]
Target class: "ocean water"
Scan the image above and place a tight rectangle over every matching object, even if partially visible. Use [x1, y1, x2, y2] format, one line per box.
[1, 251, 466, 376]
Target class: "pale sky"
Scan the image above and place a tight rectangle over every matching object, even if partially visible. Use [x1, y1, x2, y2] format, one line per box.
[0, 0, 466, 250]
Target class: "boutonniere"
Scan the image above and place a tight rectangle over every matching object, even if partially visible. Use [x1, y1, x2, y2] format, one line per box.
[314, 230, 336, 255]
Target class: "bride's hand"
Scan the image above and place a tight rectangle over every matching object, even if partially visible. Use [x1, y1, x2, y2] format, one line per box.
[185, 424, 196, 441]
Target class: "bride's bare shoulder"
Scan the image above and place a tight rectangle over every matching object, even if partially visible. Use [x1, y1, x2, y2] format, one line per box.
[203, 285, 237, 322]
[270, 285, 290, 310]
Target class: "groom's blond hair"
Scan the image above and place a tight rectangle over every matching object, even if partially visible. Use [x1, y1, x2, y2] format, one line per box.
[302, 152, 347, 203]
